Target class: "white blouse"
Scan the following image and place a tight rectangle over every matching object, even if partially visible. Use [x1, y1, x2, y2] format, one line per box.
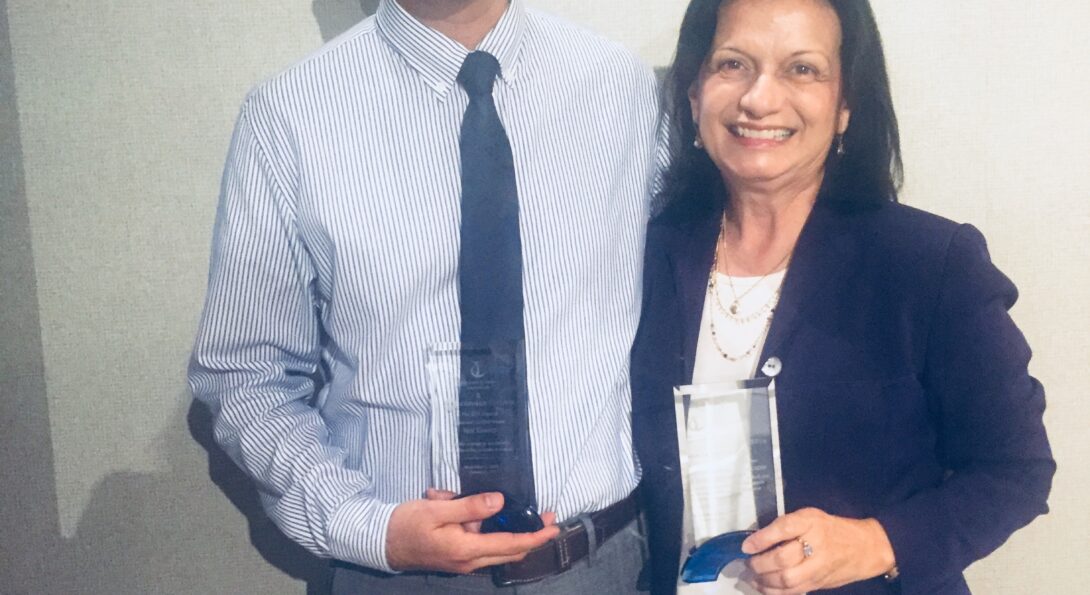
[678, 270, 785, 594]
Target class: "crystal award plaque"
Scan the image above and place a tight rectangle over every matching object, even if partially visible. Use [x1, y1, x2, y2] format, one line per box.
[673, 377, 784, 584]
[427, 341, 541, 533]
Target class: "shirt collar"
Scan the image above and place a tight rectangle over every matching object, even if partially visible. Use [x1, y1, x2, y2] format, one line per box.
[376, 0, 528, 99]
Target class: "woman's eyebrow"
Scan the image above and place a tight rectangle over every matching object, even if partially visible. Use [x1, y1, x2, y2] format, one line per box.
[708, 45, 754, 59]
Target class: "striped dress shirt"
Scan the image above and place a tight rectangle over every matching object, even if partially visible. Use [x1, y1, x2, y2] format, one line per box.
[189, 0, 660, 572]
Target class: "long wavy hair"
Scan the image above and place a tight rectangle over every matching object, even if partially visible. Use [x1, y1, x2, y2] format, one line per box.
[657, 0, 903, 221]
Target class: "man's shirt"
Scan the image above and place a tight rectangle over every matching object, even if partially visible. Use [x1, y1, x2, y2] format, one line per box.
[189, 0, 660, 571]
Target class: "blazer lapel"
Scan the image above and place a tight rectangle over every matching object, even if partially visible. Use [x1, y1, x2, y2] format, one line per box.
[666, 201, 863, 380]
[759, 203, 861, 370]
[674, 210, 722, 378]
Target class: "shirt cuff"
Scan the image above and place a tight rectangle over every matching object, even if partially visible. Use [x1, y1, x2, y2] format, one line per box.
[327, 495, 401, 573]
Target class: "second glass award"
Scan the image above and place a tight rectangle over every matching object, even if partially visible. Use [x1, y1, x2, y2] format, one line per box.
[673, 377, 784, 584]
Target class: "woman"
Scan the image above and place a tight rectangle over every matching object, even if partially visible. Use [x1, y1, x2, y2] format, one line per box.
[631, 0, 1055, 594]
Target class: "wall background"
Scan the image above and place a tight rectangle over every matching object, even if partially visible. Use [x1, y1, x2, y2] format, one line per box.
[2, 0, 1087, 593]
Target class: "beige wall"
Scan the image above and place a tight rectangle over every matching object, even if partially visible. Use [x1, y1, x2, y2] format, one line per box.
[877, 4, 1090, 591]
[1, 0, 1086, 593]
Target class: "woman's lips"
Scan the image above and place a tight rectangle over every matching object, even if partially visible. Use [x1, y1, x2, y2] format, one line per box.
[727, 124, 796, 142]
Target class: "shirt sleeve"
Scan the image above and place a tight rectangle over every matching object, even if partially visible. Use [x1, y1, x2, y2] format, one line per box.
[187, 96, 400, 572]
[873, 223, 1055, 594]
[648, 108, 673, 217]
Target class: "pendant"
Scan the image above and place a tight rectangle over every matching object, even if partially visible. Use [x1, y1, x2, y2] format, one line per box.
[729, 302, 739, 315]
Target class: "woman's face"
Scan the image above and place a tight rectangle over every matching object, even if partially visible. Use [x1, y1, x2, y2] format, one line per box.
[691, 0, 850, 193]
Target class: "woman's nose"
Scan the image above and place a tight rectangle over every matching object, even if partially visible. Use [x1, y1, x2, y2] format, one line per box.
[738, 73, 785, 119]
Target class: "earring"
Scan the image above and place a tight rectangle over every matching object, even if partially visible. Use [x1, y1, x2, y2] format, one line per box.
[694, 122, 704, 149]
[836, 134, 845, 157]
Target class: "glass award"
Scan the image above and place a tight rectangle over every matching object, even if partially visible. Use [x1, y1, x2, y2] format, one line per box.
[427, 341, 541, 533]
[673, 377, 784, 584]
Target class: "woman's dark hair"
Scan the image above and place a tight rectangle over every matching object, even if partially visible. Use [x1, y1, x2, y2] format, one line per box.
[657, 0, 902, 219]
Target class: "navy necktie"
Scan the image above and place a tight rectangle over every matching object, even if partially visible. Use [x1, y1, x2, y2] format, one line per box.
[456, 51, 536, 509]
[458, 52, 524, 344]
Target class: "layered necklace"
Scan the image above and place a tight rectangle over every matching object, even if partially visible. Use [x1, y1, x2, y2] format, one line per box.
[706, 216, 792, 362]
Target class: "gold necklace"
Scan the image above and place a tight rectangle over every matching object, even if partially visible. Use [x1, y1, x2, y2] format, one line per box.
[708, 311, 771, 362]
[708, 216, 791, 320]
[706, 216, 792, 361]
[710, 274, 781, 324]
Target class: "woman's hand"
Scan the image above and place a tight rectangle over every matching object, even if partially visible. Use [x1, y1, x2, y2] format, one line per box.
[740, 508, 895, 594]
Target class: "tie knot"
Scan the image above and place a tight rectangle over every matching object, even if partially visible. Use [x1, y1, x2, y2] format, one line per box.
[458, 51, 501, 97]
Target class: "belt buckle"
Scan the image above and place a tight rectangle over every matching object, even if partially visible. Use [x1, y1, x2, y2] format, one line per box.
[489, 522, 582, 587]
[554, 520, 582, 572]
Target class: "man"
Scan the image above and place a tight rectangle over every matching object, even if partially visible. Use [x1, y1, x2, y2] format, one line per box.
[189, 0, 660, 592]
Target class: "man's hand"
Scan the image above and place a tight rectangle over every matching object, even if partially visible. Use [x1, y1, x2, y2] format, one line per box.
[422, 488, 557, 534]
[740, 508, 895, 595]
[386, 491, 560, 574]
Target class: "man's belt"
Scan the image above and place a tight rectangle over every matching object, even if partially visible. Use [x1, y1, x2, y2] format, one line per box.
[473, 493, 639, 586]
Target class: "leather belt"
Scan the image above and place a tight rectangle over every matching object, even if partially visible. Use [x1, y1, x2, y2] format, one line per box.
[472, 493, 639, 586]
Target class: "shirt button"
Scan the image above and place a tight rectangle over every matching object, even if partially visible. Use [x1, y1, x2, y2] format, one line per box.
[761, 357, 783, 377]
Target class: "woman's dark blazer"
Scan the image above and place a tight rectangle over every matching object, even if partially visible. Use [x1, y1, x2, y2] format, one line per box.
[631, 199, 1055, 595]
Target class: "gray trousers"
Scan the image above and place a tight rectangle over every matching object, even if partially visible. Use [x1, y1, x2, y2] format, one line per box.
[331, 519, 647, 594]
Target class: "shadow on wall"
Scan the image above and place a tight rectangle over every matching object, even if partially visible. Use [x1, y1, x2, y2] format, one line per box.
[50, 394, 331, 595]
[43, 3, 390, 593]
[188, 399, 334, 594]
[313, 0, 381, 42]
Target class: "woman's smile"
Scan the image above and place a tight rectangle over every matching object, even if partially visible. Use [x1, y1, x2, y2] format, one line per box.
[727, 124, 797, 144]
